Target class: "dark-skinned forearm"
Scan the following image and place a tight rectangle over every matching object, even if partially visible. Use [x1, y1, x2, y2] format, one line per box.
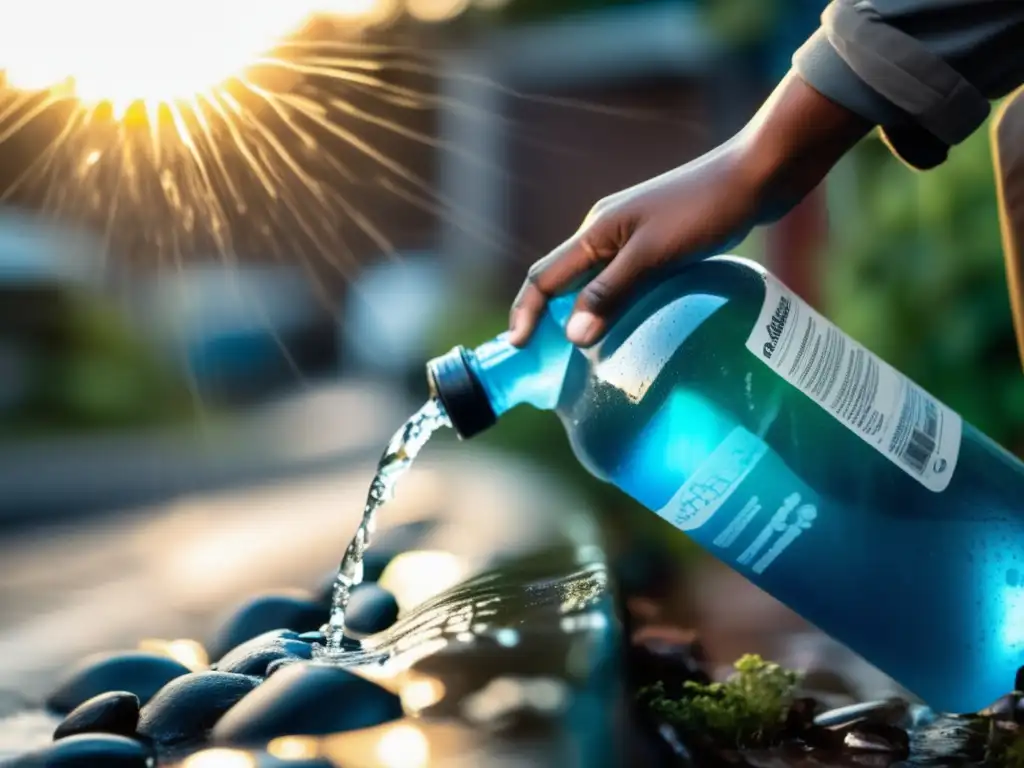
[737, 72, 873, 224]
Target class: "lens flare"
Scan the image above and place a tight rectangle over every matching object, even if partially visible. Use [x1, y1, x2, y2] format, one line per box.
[0, 0, 453, 280]
[0, 2, 395, 114]
[0, 3, 311, 115]
[0, 0, 523, 334]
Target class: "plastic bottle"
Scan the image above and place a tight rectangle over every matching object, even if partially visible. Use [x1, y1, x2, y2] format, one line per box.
[426, 255, 1024, 714]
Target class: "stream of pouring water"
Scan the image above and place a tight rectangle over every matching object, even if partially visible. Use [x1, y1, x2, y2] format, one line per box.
[316, 397, 451, 657]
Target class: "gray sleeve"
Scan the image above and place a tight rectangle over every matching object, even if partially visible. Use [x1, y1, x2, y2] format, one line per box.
[793, 0, 1024, 169]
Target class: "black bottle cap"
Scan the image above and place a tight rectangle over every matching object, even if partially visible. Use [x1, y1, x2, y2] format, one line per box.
[426, 346, 497, 439]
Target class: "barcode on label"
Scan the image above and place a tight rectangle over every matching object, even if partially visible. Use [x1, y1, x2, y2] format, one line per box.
[746, 271, 962, 492]
[892, 391, 939, 475]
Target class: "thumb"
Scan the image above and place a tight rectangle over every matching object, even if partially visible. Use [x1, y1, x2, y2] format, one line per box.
[565, 234, 656, 347]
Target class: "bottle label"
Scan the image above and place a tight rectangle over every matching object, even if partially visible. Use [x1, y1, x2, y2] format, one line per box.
[745, 272, 961, 493]
[655, 425, 823, 575]
[655, 426, 769, 532]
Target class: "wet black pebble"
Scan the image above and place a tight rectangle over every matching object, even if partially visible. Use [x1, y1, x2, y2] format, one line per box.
[136, 671, 261, 747]
[46, 651, 192, 714]
[212, 661, 403, 744]
[8, 734, 154, 767]
[344, 584, 399, 635]
[209, 592, 326, 661]
[1015, 665, 1024, 693]
[813, 698, 909, 729]
[843, 722, 911, 758]
[264, 657, 303, 677]
[53, 691, 140, 740]
[214, 630, 312, 677]
[979, 692, 1022, 722]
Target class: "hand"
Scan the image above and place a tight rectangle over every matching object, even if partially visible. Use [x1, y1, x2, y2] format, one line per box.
[508, 73, 871, 348]
[508, 139, 762, 348]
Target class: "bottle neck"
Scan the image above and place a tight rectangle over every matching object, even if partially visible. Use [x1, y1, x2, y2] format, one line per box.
[428, 296, 575, 438]
[470, 295, 575, 417]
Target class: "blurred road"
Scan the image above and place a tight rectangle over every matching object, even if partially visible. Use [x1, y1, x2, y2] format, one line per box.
[0, 380, 411, 523]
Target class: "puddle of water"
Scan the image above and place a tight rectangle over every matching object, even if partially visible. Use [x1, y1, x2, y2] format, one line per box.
[338, 556, 611, 673]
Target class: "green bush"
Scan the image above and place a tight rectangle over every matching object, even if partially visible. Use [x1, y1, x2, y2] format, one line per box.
[825, 122, 1024, 452]
[2, 287, 196, 438]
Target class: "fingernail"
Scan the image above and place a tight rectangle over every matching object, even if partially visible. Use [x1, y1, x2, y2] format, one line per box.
[508, 314, 523, 345]
[566, 311, 598, 345]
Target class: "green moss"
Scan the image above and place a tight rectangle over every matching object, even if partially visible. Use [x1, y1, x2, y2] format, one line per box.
[638, 654, 800, 749]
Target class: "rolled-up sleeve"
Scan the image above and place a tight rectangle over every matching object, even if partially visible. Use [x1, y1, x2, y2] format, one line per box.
[793, 0, 1024, 169]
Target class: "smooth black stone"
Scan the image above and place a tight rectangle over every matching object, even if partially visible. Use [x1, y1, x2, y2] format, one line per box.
[344, 584, 399, 635]
[9, 734, 153, 767]
[264, 657, 303, 678]
[210, 593, 326, 661]
[214, 630, 312, 677]
[1015, 665, 1024, 693]
[842, 722, 911, 757]
[974, 692, 1015, 720]
[46, 652, 192, 714]
[137, 671, 261, 747]
[296, 631, 325, 644]
[814, 698, 910, 729]
[54, 691, 140, 740]
[212, 661, 403, 744]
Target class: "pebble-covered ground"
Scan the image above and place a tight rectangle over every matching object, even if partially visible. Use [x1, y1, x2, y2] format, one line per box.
[2, 526, 1021, 768]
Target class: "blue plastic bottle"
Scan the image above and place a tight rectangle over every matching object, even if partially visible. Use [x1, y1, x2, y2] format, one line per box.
[427, 255, 1024, 714]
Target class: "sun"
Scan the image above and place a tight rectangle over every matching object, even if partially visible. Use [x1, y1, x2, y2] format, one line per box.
[0, 2, 370, 115]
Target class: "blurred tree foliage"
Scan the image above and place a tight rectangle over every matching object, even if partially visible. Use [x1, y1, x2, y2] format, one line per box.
[482, 0, 790, 46]
[1, 287, 196, 438]
[824, 121, 1024, 453]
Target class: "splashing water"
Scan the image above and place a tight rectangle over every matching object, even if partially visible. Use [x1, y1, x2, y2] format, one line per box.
[316, 397, 451, 656]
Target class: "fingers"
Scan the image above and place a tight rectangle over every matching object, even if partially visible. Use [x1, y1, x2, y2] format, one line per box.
[566, 235, 654, 347]
[508, 235, 606, 347]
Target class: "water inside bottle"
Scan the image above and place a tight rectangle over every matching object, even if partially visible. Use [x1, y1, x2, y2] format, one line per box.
[314, 397, 451, 658]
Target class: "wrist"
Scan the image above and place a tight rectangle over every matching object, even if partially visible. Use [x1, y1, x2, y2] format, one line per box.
[736, 72, 872, 222]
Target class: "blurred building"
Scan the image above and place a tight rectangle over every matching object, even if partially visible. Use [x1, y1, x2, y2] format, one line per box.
[427, 0, 829, 299]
